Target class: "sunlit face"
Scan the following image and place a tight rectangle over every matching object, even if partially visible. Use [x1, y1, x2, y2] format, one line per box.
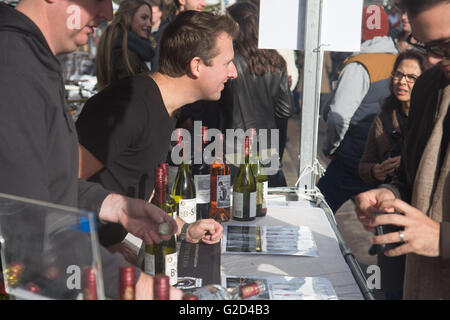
[197, 32, 237, 101]
[392, 59, 422, 105]
[184, 0, 206, 12]
[131, 4, 152, 39]
[52, 0, 113, 55]
[409, 3, 450, 79]
[401, 12, 411, 33]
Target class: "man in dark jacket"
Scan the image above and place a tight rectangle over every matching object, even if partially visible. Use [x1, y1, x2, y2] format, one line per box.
[0, 0, 180, 300]
[355, 0, 450, 299]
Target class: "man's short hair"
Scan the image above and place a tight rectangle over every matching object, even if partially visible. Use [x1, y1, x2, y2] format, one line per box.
[400, 0, 450, 18]
[158, 11, 239, 77]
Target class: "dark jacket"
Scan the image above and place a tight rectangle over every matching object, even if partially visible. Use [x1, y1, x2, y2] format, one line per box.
[222, 54, 293, 134]
[0, 4, 129, 299]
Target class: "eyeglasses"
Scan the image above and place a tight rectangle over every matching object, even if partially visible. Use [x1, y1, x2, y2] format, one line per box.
[392, 70, 418, 83]
[407, 34, 450, 59]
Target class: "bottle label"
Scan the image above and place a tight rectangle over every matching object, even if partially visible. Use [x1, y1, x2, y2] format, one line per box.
[216, 175, 231, 208]
[165, 252, 178, 286]
[144, 253, 155, 276]
[257, 181, 268, 209]
[179, 198, 197, 223]
[194, 174, 210, 204]
[232, 192, 256, 218]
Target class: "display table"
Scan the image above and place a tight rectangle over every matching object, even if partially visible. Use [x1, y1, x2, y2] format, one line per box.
[221, 198, 364, 300]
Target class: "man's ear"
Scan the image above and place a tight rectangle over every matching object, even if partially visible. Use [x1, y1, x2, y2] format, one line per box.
[189, 57, 202, 78]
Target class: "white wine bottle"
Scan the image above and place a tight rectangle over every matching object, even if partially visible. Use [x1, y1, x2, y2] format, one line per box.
[172, 140, 197, 224]
[192, 126, 210, 220]
[183, 280, 266, 300]
[232, 137, 257, 221]
[145, 168, 178, 286]
[249, 128, 268, 217]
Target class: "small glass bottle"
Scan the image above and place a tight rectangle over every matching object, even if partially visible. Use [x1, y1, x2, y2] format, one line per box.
[186, 280, 266, 300]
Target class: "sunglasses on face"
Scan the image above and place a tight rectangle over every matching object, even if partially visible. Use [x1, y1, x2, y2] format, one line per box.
[392, 70, 418, 83]
[407, 34, 450, 59]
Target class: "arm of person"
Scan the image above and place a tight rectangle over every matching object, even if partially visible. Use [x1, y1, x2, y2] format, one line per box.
[359, 118, 383, 185]
[322, 63, 370, 156]
[79, 144, 104, 179]
[274, 70, 294, 119]
[175, 217, 223, 244]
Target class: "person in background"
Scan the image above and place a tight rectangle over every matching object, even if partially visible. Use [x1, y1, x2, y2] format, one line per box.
[76, 10, 236, 256]
[355, 0, 450, 300]
[223, 2, 293, 187]
[318, 4, 398, 213]
[358, 50, 426, 300]
[0, 0, 181, 299]
[96, 0, 155, 91]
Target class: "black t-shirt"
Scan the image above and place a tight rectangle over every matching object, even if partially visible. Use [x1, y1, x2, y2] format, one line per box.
[76, 73, 176, 201]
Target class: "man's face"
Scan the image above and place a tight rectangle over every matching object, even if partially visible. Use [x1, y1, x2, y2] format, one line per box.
[151, 5, 163, 27]
[409, 3, 450, 79]
[54, 0, 113, 54]
[197, 32, 237, 101]
[184, 0, 206, 12]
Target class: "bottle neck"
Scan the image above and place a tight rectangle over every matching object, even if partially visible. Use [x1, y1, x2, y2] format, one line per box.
[154, 180, 166, 205]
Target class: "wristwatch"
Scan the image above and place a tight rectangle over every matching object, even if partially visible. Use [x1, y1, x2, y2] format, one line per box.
[178, 222, 191, 242]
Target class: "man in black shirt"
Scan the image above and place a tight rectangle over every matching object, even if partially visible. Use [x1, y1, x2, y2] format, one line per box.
[76, 11, 238, 249]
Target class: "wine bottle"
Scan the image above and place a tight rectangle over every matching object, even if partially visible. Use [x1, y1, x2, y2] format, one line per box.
[158, 163, 177, 218]
[145, 168, 178, 286]
[192, 126, 211, 220]
[119, 266, 136, 300]
[185, 280, 266, 300]
[232, 137, 257, 221]
[83, 267, 97, 300]
[172, 140, 197, 224]
[154, 274, 170, 300]
[209, 133, 231, 222]
[249, 128, 268, 217]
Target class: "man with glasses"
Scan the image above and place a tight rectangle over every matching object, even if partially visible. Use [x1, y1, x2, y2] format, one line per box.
[355, 0, 450, 299]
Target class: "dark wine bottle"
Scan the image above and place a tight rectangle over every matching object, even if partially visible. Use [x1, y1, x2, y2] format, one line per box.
[249, 128, 268, 217]
[145, 168, 178, 286]
[232, 137, 257, 221]
[119, 266, 136, 300]
[154, 274, 170, 300]
[83, 267, 97, 300]
[209, 133, 231, 222]
[192, 126, 211, 220]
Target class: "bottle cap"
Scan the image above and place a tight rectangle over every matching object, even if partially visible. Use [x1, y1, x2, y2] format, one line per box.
[202, 126, 208, 144]
[119, 266, 136, 283]
[157, 222, 172, 235]
[183, 293, 199, 300]
[154, 274, 170, 300]
[119, 266, 136, 300]
[26, 282, 41, 294]
[240, 281, 265, 299]
[83, 267, 97, 300]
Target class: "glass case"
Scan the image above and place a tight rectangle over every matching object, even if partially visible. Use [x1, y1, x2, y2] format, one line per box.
[0, 193, 104, 300]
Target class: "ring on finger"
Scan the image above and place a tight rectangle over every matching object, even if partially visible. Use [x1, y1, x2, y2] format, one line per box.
[399, 230, 405, 243]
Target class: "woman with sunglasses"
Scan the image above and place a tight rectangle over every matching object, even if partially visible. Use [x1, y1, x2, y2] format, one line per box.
[358, 50, 426, 300]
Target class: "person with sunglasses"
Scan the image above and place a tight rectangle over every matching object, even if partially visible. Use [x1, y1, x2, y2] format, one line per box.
[358, 50, 426, 299]
[355, 0, 450, 300]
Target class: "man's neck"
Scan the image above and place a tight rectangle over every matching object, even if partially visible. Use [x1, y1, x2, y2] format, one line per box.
[150, 73, 201, 117]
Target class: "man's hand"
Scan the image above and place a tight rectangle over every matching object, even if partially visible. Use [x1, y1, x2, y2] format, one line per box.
[354, 188, 396, 232]
[99, 194, 178, 245]
[369, 198, 440, 258]
[177, 218, 224, 244]
[135, 273, 183, 300]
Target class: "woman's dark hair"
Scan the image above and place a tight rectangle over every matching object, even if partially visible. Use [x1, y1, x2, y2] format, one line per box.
[382, 50, 427, 113]
[227, 2, 286, 76]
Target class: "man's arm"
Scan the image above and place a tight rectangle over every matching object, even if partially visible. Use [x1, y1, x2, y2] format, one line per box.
[323, 63, 370, 156]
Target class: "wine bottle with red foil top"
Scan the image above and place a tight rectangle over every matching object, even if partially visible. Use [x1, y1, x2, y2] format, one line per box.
[154, 274, 170, 300]
[209, 133, 231, 222]
[232, 137, 257, 221]
[172, 138, 197, 224]
[192, 126, 211, 220]
[158, 163, 177, 216]
[83, 267, 97, 300]
[119, 266, 136, 300]
[248, 128, 268, 217]
[145, 168, 178, 286]
[186, 280, 266, 300]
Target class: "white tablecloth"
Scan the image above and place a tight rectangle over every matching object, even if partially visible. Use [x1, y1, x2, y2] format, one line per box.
[221, 199, 364, 300]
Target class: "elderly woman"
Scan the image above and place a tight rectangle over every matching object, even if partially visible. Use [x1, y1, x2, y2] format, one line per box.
[96, 0, 154, 90]
[358, 50, 426, 300]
